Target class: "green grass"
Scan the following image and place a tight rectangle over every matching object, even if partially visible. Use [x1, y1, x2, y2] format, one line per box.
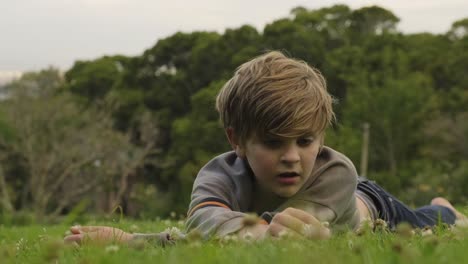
[1, 218, 468, 264]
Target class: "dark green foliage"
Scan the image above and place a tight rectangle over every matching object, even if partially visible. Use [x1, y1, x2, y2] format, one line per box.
[65, 56, 130, 101]
[349, 5, 400, 36]
[163, 80, 231, 213]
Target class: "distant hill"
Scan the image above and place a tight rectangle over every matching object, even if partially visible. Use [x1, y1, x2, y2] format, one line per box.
[0, 71, 23, 86]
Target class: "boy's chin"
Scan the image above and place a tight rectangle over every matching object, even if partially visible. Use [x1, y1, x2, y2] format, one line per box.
[274, 188, 300, 198]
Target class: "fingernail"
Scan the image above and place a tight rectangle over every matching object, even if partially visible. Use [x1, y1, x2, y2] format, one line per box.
[71, 226, 82, 233]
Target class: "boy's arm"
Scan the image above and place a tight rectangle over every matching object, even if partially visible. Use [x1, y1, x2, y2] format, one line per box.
[186, 206, 251, 238]
[64, 226, 133, 244]
[185, 152, 256, 238]
[64, 226, 175, 246]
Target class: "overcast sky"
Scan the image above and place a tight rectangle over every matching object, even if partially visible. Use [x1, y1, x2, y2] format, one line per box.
[1, 0, 467, 76]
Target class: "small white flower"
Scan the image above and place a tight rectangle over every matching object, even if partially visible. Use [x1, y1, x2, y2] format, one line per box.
[455, 219, 468, 228]
[16, 238, 24, 249]
[302, 224, 317, 238]
[129, 224, 139, 233]
[164, 226, 185, 240]
[242, 232, 254, 242]
[421, 228, 433, 237]
[347, 240, 354, 249]
[278, 230, 290, 239]
[230, 235, 239, 242]
[105, 245, 120, 253]
[189, 241, 202, 248]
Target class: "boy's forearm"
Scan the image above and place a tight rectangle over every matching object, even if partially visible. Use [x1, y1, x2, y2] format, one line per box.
[186, 206, 249, 238]
[131, 232, 176, 246]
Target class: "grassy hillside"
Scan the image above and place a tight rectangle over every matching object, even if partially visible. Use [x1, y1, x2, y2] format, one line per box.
[2, 217, 468, 264]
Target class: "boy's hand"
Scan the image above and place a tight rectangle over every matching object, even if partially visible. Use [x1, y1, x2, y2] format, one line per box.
[237, 222, 269, 241]
[267, 207, 330, 240]
[64, 226, 133, 245]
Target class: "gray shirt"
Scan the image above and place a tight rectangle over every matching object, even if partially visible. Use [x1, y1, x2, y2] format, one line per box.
[185, 146, 360, 238]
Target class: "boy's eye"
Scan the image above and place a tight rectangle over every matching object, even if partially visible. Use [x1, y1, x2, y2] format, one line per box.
[297, 137, 314, 147]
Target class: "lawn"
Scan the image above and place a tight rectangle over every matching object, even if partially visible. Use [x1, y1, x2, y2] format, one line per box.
[1, 217, 468, 264]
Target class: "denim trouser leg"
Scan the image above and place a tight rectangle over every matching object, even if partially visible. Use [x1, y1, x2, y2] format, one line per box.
[357, 178, 456, 229]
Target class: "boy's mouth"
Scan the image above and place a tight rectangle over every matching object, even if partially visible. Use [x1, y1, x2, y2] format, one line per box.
[278, 172, 299, 178]
[277, 172, 300, 185]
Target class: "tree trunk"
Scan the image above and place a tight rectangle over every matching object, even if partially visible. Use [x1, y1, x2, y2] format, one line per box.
[0, 165, 14, 213]
[387, 130, 397, 177]
[360, 123, 370, 177]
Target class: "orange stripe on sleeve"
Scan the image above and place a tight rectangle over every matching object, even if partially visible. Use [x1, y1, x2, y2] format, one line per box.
[188, 201, 230, 217]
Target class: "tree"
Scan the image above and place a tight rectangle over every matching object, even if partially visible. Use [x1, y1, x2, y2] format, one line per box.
[448, 18, 468, 40]
[263, 18, 326, 68]
[292, 4, 352, 49]
[3, 67, 62, 98]
[403, 33, 452, 91]
[348, 6, 400, 43]
[65, 55, 130, 101]
[0, 163, 13, 214]
[0, 70, 158, 220]
[161, 80, 229, 213]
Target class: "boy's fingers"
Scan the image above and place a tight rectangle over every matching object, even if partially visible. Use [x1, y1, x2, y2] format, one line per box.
[64, 234, 83, 244]
[67, 226, 130, 244]
[266, 222, 282, 237]
[70, 227, 81, 234]
[267, 222, 300, 239]
[279, 208, 331, 240]
[271, 212, 305, 234]
[64, 232, 108, 244]
[70, 226, 84, 234]
[282, 207, 321, 226]
[301, 223, 331, 240]
[72, 226, 108, 233]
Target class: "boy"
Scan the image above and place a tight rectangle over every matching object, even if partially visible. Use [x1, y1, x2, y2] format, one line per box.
[64, 51, 464, 244]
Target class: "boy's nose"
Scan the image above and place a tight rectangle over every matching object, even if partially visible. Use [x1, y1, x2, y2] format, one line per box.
[280, 145, 300, 164]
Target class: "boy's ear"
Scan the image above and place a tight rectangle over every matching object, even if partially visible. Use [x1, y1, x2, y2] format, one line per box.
[225, 127, 246, 158]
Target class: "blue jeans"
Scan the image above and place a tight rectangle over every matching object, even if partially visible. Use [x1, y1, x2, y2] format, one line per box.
[357, 177, 456, 229]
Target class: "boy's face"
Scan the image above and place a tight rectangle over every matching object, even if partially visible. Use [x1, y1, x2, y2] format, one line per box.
[231, 131, 321, 198]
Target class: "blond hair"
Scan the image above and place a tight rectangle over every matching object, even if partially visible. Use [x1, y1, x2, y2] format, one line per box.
[216, 51, 334, 145]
